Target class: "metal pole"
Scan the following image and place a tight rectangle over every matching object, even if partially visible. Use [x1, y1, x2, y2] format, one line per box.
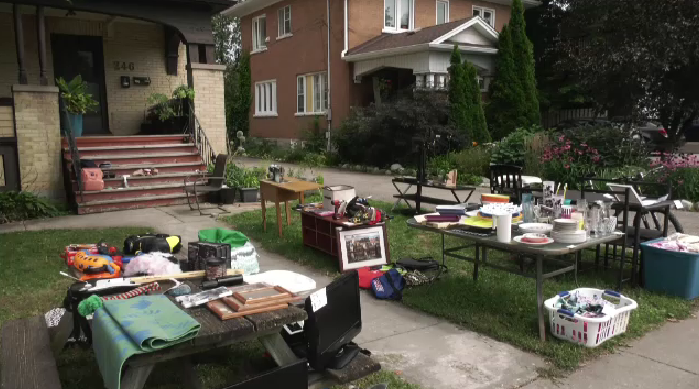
[326, 0, 332, 152]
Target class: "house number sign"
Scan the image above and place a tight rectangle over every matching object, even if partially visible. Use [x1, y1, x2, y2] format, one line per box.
[114, 61, 135, 71]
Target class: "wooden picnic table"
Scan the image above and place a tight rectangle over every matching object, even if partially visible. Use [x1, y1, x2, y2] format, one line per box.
[118, 279, 307, 389]
[407, 219, 623, 342]
[260, 178, 321, 236]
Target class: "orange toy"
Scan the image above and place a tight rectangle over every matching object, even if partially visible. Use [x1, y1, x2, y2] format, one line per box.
[74, 252, 121, 281]
[60, 244, 99, 267]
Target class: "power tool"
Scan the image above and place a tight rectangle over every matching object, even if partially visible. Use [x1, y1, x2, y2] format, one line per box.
[74, 251, 122, 281]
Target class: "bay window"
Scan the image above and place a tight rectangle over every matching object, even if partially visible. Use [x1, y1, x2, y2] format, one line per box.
[296, 72, 328, 114]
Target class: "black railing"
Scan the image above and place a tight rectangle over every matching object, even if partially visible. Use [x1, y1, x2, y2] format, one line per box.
[60, 98, 83, 203]
[186, 110, 217, 169]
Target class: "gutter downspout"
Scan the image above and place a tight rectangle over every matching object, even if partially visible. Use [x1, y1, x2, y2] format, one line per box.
[342, 0, 348, 57]
[326, 0, 332, 152]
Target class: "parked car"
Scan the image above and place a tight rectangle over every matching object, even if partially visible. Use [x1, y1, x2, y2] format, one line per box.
[633, 121, 686, 151]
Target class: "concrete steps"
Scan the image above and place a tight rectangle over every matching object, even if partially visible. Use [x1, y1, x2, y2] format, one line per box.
[63, 134, 210, 214]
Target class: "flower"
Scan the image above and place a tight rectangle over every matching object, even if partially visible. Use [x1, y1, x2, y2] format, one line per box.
[581, 143, 588, 147]
[472, 141, 479, 146]
[558, 135, 565, 142]
[565, 164, 570, 169]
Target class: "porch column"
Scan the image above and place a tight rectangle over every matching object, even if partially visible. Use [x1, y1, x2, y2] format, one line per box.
[36, 6, 48, 86]
[13, 4, 28, 84]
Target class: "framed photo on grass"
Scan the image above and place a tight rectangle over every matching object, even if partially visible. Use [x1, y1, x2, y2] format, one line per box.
[337, 225, 389, 272]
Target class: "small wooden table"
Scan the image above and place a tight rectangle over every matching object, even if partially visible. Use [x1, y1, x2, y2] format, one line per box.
[260, 178, 321, 236]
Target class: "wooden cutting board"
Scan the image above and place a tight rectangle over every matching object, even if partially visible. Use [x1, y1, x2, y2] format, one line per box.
[222, 294, 302, 312]
[207, 299, 289, 320]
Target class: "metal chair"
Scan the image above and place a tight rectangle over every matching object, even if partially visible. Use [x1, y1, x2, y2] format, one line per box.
[184, 154, 229, 215]
[489, 164, 523, 204]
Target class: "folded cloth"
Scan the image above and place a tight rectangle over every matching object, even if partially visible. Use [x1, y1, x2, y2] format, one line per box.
[92, 295, 200, 389]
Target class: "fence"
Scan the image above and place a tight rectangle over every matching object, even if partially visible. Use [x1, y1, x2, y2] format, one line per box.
[541, 108, 608, 129]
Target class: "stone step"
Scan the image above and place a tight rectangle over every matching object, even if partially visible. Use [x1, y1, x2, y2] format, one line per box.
[71, 172, 207, 190]
[73, 152, 202, 166]
[75, 183, 195, 203]
[61, 134, 191, 148]
[64, 143, 198, 158]
[76, 193, 204, 214]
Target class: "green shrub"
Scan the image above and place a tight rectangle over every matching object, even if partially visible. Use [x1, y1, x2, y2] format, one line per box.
[245, 137, 277, 158]
[428, 146, 492, 178]
[335, 92, 466, 167]
[0, 191, 61, 224]
[226, 164, 266, 188]
[490, 127, 536, 166]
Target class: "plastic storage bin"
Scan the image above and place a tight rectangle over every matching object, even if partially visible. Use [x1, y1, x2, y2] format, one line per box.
[544, 288, 638, 347]
[642, 239, 699, 299]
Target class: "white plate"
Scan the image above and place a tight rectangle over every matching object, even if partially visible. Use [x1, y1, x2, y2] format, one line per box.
[551, 230, 588, 244]
[519, 223, 553, 234]
[513, 235, 555, 245]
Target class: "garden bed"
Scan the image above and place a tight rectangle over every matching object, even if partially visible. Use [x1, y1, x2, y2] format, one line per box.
[223, 200, 697, 371]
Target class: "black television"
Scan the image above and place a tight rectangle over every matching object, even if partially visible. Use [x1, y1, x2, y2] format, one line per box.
[304, 270, 362, 371]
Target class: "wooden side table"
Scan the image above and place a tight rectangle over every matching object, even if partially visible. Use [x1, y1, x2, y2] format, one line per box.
[260, 178, 320, 236]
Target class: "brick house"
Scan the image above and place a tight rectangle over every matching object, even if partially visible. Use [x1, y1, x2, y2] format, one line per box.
[224, 0, 539, 143]
[0, 0, 232, 213]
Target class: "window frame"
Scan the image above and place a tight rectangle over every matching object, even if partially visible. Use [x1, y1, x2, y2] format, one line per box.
[436, 0, 449, 25]
[277, 5, 292, 38]
[252, 15, 267, 52]
[254, 80, 277, 117]
[384, 0, 413, 32]
[472, 5, 495, 27]
[296, 72, 328, 115]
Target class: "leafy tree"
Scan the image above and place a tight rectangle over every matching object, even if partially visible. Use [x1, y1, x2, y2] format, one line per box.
[510, 0, 540, 125]
[487, 25, 527, 139]
[448, 46, 471, 140]
[226, 53, 251, 137]
[212, 14, 241, 65]
[560, 0, 699, 144]
[463, 61, 490, 143]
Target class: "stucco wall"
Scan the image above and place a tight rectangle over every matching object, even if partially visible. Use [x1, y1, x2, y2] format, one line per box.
[192, 65, 228, 155]
[0, 12, 188, 135]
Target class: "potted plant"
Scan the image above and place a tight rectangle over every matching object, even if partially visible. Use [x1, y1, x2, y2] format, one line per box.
[238, 170, 260, 203]
[143, 85, 195, 134]
[56, 75, 98, 137]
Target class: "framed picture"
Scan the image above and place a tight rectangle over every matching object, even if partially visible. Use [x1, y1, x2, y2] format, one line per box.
[337, 225, 389, 272]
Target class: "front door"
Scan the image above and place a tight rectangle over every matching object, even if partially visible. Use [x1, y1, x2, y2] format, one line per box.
[51, 34, 110, 135]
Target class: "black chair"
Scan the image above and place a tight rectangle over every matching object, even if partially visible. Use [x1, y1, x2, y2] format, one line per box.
[580, 186, 632, 289]
[184, 154, 229, 215]
[489, 164, 523, 204]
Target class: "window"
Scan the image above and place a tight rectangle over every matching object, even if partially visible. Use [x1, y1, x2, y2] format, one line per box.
[473, 6, 494, 27]
[436, 0, 448, 24]
[277, 6, 291, 37]
[254, 80, 276, 116]
[477, 76, 489, 92]
[252, 15, 267, 52]
[384, 0, 412, 31]
[296, 72, 328, 114]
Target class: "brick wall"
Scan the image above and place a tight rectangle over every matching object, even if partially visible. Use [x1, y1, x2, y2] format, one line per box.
[192, 65, 227, 155]
[12, 85, 63, 199]
[0, 13, 188, 135]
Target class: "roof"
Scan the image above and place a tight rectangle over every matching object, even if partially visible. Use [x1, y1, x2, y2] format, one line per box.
[346, 18, 475, 56]
[344, 17, 498, 60]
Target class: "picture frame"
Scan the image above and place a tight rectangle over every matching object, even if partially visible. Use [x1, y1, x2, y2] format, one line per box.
[337, 225, 390, 272]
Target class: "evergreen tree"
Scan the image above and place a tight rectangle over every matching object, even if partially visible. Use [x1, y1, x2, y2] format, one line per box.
[509, 0, 540, 125]
[448, 46, 471, 139]
[487, 24, 527, 139]
[463, 61, 491, 143]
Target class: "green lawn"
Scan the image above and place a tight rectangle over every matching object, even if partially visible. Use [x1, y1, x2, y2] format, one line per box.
[223, 200, 697, 372]
[0, 227, 416, 389]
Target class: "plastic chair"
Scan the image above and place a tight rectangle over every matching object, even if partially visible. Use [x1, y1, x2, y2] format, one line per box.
[184, 154, 229, 215]
[489, 164, 523, 204]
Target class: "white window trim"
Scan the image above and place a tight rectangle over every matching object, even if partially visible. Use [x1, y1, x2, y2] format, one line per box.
[252, 15, 267, 53]
[383, 0, 414, 33]
[436, 0, 449, 25]
[296, 72, 328, 115]
[254, 80, 277, 117]
[277, 5, 292, 38]
[477, 76, 490, 92]
[472, 5, 495, 27]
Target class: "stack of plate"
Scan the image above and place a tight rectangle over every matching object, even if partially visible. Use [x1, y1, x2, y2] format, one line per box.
[519, 223, 553, 235]
[551, 219, 587, 244]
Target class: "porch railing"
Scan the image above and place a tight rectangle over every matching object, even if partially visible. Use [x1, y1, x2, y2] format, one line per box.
[186, 109, 217, 169]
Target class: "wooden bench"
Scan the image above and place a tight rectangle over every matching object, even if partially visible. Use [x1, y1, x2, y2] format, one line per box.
[1, 315, 62, 389]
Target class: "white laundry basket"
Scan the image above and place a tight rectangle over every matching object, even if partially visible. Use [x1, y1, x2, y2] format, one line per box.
[544, 288, 638, 347]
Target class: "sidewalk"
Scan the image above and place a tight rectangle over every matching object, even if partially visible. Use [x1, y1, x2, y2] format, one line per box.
[0, 204, 544, 389]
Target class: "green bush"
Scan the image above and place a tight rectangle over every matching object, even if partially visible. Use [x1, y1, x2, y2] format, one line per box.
[243, 137, 277, 158]
[0, 191, 61, 224]
[226, 164, 266, 189]
[490, 127, 536, 166]
[335, 92, 466, 167]
[429, 146, 492, 179]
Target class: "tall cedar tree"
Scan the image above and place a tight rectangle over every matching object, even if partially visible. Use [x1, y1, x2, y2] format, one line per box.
[487, 25, 527, 139]
[463, 61, 491, 143]
[510, 0, 540, 125]
[448, 46, 472, 139]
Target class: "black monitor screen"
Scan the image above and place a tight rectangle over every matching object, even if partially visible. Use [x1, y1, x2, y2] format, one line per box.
[305, 270, 361, 370]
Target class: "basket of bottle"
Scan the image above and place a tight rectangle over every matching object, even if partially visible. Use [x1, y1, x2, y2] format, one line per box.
[544, 288, 637, 347]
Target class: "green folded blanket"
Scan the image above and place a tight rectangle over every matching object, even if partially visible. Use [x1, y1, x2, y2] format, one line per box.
[92, 295, 200, 389]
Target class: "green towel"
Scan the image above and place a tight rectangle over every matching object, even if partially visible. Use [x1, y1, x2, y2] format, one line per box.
[199, 228, 249, 248]
[92, 295, 200, 389]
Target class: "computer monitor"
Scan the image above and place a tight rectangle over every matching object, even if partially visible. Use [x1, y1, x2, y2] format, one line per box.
[304, 270, 362, 371]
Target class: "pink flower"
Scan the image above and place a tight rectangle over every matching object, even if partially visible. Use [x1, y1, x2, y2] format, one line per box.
[558, 135, 565, 142]
[565, 164, 570, 169]
[565, 145, 571, 150]
[581, 143, 588, 147]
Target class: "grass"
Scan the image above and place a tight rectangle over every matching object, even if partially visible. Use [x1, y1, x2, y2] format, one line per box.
[223, 200, 697, 372]
[0, 227, 417, 389]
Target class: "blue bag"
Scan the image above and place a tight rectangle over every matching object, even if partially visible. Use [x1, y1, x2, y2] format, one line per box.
[371, 268, 406, 300]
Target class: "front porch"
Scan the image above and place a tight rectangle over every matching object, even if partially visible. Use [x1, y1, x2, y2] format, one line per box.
[0, 0, 229, 205]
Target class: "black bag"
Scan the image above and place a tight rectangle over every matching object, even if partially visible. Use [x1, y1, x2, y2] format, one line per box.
[396, 257, 440, 271]
[396, 257, 445, 285]
[123, 234, 182, 255]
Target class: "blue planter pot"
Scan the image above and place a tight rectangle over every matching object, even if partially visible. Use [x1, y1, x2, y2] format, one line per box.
[67, 113, 83, 137]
